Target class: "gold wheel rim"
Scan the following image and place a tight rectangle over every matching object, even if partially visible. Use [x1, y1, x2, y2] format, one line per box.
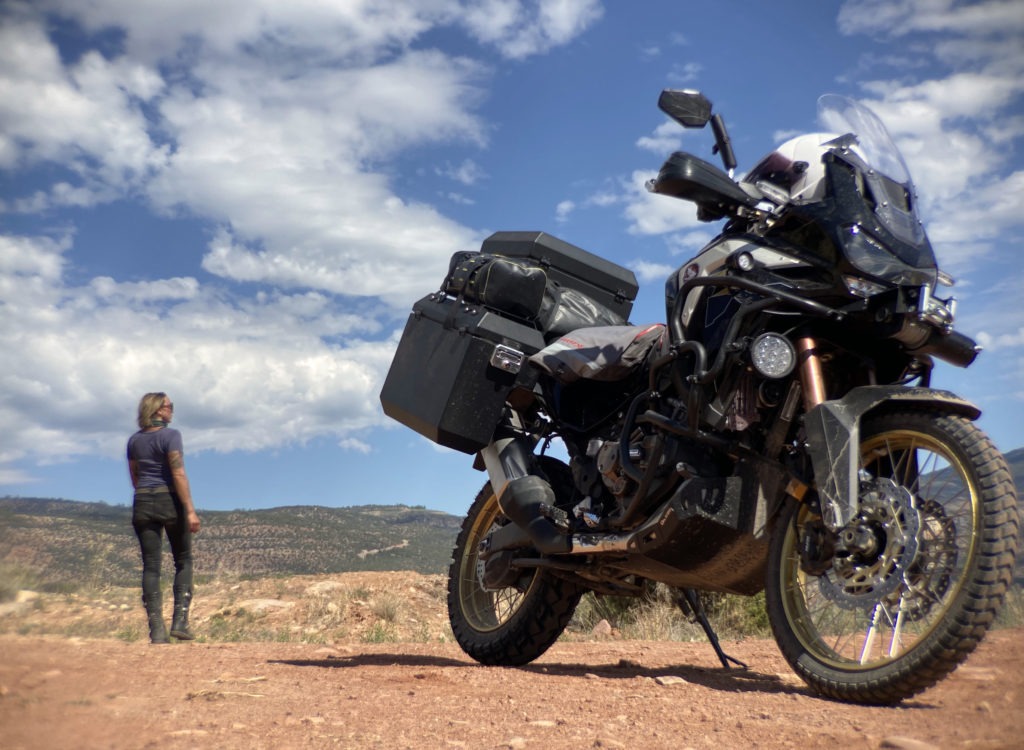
[456, 491, 539, 632]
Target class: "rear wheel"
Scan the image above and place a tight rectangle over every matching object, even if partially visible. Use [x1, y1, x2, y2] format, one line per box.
[447, 458, 585, 666]
[766, 410, 1019, 704]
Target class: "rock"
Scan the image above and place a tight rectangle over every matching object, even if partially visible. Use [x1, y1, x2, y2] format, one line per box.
[304, 581, 345, 596]
[956, 666, 999, 681]
[879, 737, 939, 750]
[591, 619, 613, 638]
[0, 591, 40, 618]
[233, 599, 295, 615]
[654, 675, 688, 686]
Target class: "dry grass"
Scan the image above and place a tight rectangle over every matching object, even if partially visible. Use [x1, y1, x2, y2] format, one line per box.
[2, 564, 1020, 645]
[567, 584, 772, 642]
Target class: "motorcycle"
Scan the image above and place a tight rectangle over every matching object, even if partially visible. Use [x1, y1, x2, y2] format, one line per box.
[379, 89, 1020, 704]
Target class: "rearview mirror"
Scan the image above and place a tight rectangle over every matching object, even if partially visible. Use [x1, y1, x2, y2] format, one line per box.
[658, 89, 712, 128]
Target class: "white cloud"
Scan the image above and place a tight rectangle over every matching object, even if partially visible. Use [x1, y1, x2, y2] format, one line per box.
[636, 121, 684, 155]
[462, 0, 604, 59]
[0, 10, 167, 184]
[438, 159, 487, 186]
[834, 0, 1024, 275]
[630, 260, 675, 284]
[976, 328, 1024, 351]
[838, 0, 1024, 38]
[338, 438, 373, 454]
[623, 170, 706, 235]
[668, 62, 702, 85]
[0, 232, 396, 475]
[555, 199, 575, 222]
[2, 2, 601, 307]
[0, 0, 605, 482]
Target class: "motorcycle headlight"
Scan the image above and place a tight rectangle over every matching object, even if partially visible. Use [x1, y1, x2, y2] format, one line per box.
[750, 333, 796, 379]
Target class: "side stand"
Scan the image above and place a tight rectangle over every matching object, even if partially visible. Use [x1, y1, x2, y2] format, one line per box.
[674, 588, 748, 670]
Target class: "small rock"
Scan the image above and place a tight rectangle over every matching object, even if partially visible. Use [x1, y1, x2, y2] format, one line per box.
[879, 737, 939, 750]
[591, 619, 613, 638]
[654, 675, 688, 686]
[233, 599, 295, 615]
[304, 581, 345, 596]
[956, 666, 999, 681]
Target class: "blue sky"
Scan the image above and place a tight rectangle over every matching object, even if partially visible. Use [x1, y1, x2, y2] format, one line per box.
[2, 0, 1022, 516]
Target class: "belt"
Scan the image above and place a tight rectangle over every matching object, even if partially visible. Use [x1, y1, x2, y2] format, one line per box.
[135, 485, 171, 494]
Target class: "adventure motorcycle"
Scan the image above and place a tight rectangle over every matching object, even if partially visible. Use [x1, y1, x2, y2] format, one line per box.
[380, 90, 1019, 704]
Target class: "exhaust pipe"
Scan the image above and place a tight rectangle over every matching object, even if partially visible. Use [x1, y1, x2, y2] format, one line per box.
[498, 475, 572, 555]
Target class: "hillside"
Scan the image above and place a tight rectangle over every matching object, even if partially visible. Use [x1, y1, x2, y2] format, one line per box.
[0, 498, 462, 590]
[2, 446, 1021, 591]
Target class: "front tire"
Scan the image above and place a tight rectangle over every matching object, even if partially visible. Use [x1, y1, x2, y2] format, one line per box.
[766, 410, 1019, 704]
[447, 458, 586, 666]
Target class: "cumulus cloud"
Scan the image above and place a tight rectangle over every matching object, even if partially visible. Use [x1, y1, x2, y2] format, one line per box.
[630, 259, 675, 284]
[0, 232, 395, 469]
[461, 0, 604, 59]
[555, 200, 575, 222]
[838, 0, 1024, 38]
[0, 0, 603, 483]
[438, 159, 488, 186]
[836, 1, 1024, 280]
[635, 122, 684, 155]
[623, 170, 705, 235]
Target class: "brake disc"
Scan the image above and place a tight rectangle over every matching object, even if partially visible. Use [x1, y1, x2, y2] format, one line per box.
[885, 499, 957, 620]
[817, 478, 922, 612]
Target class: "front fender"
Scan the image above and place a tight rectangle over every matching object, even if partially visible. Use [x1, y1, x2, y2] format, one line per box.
[803, 386, 980, 531]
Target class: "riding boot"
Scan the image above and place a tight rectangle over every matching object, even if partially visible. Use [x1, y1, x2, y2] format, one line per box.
[170, 589, 194, 640]
[143, 593, 169, 644]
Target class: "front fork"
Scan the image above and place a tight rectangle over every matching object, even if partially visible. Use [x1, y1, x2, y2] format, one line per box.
[796, 336, 827, 413]
[797, 335, 980, 531]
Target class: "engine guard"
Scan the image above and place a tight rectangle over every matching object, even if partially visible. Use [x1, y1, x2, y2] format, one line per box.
[803, 385, 980, 531]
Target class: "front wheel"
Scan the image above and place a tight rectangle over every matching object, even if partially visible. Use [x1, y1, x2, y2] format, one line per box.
[766, 410, 1019, 704]
[447, 458, 585, 666]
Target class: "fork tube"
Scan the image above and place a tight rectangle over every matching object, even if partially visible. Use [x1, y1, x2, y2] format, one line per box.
[888, 598, 907, 658]
[796, 336, 827, 412]
[860, 604, 883, 664]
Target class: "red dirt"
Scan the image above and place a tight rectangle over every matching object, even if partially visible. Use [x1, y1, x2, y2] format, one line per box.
[2, 628, 1021, 749]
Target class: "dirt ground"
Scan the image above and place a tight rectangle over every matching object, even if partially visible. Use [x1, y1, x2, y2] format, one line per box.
[1, 626, 1021, 750]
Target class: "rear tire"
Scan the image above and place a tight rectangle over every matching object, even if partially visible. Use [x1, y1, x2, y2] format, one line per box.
[765, 410, 1019, 704]
[447, 458, 585, 666]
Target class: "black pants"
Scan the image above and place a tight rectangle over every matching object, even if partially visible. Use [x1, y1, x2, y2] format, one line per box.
[132, 488, 192, 606]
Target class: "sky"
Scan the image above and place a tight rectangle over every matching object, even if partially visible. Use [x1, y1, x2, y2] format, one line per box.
[2, 0, 1023, 516]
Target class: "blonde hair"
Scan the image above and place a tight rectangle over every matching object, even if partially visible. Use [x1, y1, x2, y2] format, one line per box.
[137, 392, 168, 429]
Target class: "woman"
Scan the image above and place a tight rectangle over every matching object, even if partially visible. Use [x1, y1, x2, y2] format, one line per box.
[127, 392, 201, 644]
